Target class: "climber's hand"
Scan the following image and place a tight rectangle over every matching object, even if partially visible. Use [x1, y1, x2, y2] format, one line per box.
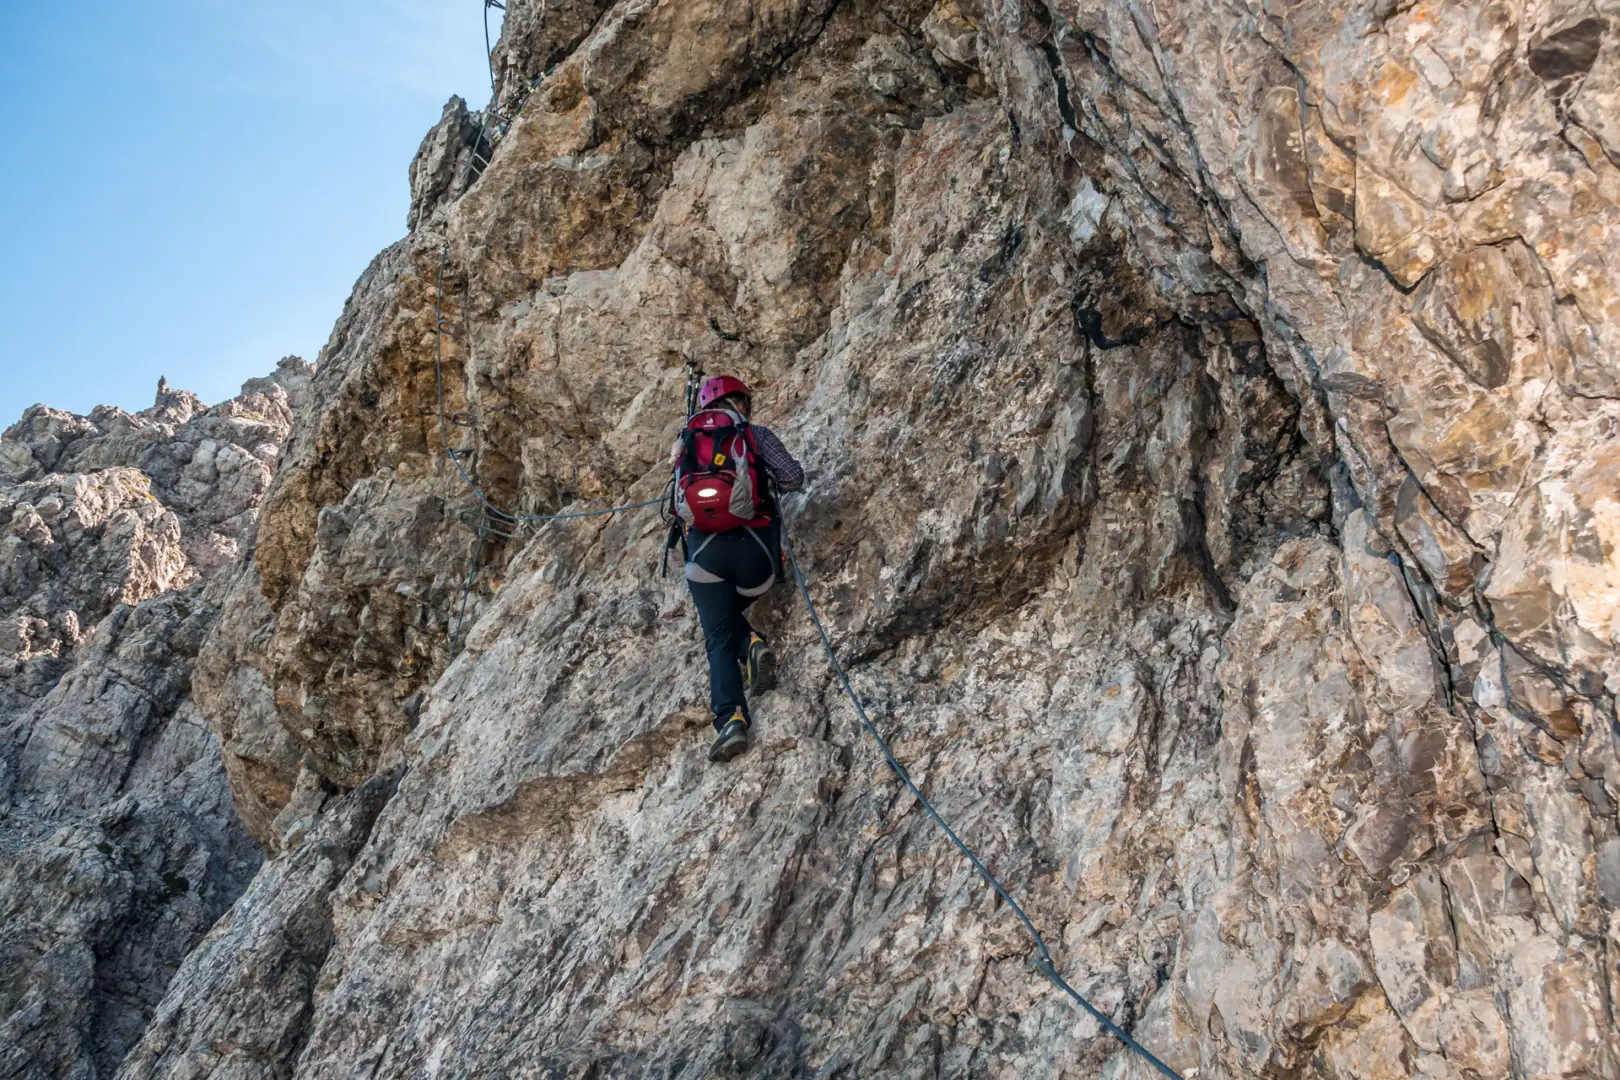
[668, 439, 682, 467]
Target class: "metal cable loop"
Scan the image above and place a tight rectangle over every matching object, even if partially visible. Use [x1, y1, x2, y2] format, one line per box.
[780, 524, 1187, 1080]
[437, 32, 1179, 1056]
[433, 246, 663, 654]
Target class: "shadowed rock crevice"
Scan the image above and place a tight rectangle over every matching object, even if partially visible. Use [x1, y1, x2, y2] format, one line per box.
[116, 769, 401, 1080]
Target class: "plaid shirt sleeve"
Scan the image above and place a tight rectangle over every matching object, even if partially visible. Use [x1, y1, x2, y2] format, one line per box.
[751, 425, 805, 491]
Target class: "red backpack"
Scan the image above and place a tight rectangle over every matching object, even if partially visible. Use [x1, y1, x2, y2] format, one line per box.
[674, 409, 772, 533]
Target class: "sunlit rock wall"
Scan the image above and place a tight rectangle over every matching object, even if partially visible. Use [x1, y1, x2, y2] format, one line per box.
[59, 0, 1620, 1076]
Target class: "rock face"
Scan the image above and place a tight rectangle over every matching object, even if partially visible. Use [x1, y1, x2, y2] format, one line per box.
[1, 363, 309, 693]
[12, 0, 1620, 1077]
[0, 362, 307, 1078]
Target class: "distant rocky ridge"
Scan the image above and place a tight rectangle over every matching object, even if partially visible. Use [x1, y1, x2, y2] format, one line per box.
[0, 359, 308, 1078]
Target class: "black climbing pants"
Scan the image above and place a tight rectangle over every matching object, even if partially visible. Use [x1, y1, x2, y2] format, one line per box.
[685, 525, 777, 728]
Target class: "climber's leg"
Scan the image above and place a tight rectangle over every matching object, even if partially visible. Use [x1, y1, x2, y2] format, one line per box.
[734, 525, 778, 692]
[743, 625, 776, 693]
[687, 575, 749, 724]
[687, 530, 777, 760]
[689, 579, 752, 763]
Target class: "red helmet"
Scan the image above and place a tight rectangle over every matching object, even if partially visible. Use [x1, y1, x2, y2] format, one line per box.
[698, 374, 751, 409]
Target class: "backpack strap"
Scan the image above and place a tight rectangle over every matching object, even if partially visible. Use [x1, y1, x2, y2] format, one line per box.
[740, 425, 778, 519]
[683, 416, 744, 476]
[678, 428, 700, 476]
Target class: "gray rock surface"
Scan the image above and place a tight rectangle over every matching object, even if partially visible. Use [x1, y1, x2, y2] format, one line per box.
[406, 97, 484, 231]
[7, 0, 1620, 1076]
[0, 364, 307, 1078]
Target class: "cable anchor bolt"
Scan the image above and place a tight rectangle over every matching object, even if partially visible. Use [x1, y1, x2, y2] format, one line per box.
[457, 509, 518, 539]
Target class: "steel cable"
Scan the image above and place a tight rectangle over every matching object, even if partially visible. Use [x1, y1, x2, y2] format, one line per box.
[451, 523, 487, 653]
[438, 231, 1181, 1073]
[441, 23, 1181, 1051]
[433, 245, 663, 527]
[461, 0, 507, 189]
[483, 0, 501, 105]
[432, 246, 664, 654]
[780, 524, 1187, 1080]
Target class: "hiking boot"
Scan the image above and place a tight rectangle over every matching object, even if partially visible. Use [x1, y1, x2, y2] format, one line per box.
[743, 633, 776, 693]
[709, 710, 751, 762]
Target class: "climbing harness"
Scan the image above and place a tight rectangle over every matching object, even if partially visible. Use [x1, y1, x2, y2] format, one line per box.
[781, 525, 1188, 1080]
[433, 246, 663, 649]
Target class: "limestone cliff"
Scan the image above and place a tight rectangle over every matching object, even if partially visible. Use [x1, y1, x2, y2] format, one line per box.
[0, 361, 309, 1077]
[11, 0, 1620, 1076]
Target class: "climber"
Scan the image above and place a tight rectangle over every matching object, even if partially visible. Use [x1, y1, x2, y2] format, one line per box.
[669, 374, 804, 762]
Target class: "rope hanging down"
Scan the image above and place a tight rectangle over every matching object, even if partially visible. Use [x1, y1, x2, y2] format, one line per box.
[780, 526, 1187, 1080]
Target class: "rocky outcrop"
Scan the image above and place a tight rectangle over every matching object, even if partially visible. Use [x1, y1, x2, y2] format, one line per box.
[487, 0, 615, 112]
[406, 97, 485, 232]
[0, 359, 312, 697]
[145, 0, 1620, 1074]
[9, 0, 1620, 1076]
[0, 363, 307, 1078]
[117, 770, 398, 1080]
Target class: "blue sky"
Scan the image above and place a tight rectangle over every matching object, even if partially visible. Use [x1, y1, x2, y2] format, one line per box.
[0, 1, 497, 425]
